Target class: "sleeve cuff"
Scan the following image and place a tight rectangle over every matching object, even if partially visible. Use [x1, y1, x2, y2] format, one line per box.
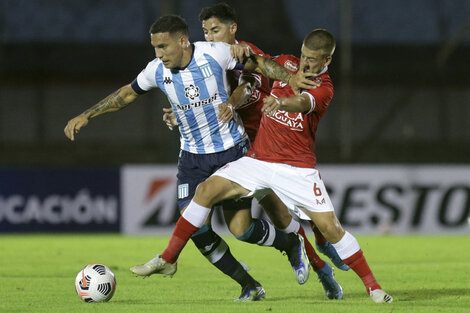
[131, 79, 147, 95]
[301, 91, 315, 114]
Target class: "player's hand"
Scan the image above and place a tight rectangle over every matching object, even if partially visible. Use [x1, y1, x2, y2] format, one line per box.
[218, 102, 234, 123]
[162, 107, 178, 130]
[64, 114, 89, 141]
[261, 96, 281, 117]
[289, 71, 321, 92]
[230, 43, 252, 63]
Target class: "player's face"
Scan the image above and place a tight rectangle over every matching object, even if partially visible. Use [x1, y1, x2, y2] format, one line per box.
[202, 17, 237, 44]
[151, 32, 186, 69]
[299, 44, 332, 75]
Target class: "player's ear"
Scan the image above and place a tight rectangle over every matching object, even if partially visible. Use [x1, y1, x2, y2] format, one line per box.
[324, 55, 332, 67]
[179, 35, 190, 48]
[229, 23, 237, 36]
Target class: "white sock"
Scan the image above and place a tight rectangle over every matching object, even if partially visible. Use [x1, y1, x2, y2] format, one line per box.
[332, 231, 361, 260]
[281, 218, 300, 234]
[182, 200, 212, 228]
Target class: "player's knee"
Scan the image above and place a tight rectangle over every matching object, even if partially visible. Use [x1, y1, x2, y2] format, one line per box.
[314, 216, 343, 242]
[195, 177, 235, 206]
[194, 180, 218, 204]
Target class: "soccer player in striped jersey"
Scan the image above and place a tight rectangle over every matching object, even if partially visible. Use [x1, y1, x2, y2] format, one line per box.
[64, 14, 316, 301]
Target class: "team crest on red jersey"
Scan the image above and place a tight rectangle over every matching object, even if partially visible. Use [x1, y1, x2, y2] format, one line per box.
[312, 76, 322, 84]
[284, 60, 298, 72]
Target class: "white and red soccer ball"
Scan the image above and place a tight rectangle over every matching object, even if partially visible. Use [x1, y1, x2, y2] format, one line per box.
[75, 264, 116, 302]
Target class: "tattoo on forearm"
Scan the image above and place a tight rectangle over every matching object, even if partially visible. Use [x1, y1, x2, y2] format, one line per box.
[258, 57, 291, 83]
[83, 88, 128, 115]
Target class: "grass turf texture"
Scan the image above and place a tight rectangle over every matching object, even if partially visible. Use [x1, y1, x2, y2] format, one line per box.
[1, 235, 469, 313]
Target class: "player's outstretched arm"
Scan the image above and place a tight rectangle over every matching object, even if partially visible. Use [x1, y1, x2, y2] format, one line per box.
[64, 84, 139, 141]
[243, 54, 318, 91]
[261, 94, 312, 116]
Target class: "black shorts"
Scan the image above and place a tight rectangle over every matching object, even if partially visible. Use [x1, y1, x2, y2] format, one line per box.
[176, 140, 252, 212]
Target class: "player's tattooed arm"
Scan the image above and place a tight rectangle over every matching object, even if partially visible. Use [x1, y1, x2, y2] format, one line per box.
[64, 84, 139, 141]
[244, 54, 290, 83]
[244, 53, 319, 91]
[83, 85, 138, 118]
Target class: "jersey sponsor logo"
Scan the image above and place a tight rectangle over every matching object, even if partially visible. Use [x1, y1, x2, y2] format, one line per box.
[184, 84, 200, 100]
[268, 110, 305, 131]
[175, 93, 218, 111]
[200, 63, 213, 78]
[284, 60, 298, 72]
[163, 77, 173, 84]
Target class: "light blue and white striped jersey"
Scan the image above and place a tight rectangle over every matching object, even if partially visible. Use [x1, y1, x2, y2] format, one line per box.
[132, 41, 247, 154]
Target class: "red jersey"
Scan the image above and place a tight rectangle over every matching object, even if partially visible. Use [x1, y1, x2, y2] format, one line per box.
[247, 54, 334, 169]
[228, 40, 271, 142]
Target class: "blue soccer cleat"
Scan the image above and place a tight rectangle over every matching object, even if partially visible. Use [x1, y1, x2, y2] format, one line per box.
[234, 283, 266, 302]
[285, 233, 310, 285]
[315, 262, 343, 300]
[317, 242, 350, 271]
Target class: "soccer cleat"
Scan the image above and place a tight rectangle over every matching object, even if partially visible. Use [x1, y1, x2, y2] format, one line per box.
[234, 283, 266, 302]
[370, 288, 393, 303]
[315, 262, 343, 300]
[130, 254, 177, 278]
[285, 233, 310, 285]
[316, 242, 350, 271]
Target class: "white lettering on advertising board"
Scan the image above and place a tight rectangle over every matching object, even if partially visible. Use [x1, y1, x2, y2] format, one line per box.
[121, 165, 470, 234]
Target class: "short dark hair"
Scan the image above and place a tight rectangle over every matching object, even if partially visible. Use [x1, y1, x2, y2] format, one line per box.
[303, 29, 336, 57]
[149, 15, 189, 37]
[199, 2, 237, 24]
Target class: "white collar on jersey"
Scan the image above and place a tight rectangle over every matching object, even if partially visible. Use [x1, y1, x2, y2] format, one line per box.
[315, 66, 328, 76]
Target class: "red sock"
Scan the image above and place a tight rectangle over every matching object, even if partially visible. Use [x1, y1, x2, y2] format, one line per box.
[343, 249, 381, 294]
[298, 225, 325, 271]
[309, 220, 327, 245]
[161, 217, 199, 264]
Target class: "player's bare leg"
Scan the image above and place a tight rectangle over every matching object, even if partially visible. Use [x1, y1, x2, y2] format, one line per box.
[308, 220, 350, 271]
[304, 210, 393, 303]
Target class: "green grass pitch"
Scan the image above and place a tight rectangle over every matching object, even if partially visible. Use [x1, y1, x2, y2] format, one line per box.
[1, 234, 469, 313]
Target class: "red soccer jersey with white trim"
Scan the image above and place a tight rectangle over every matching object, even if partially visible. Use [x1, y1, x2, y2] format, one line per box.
[228, 40, 271, 142]
[246, 54, 334, 169]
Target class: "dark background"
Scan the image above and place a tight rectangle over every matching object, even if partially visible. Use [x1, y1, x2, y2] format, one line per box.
[1, 0, 469, 166]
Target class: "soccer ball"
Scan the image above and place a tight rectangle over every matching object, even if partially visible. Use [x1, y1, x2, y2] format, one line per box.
[75, 264, 116, 302]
